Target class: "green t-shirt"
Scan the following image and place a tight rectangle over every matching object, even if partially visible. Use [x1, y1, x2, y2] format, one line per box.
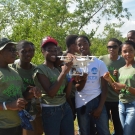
[99, 55, 125, 102]
[33, 64, 66, 105]
[0, 66, 24, 128]
[11, 62, 36, 89]
[119, 64, 135, 103]
[11, 62, 38, 115]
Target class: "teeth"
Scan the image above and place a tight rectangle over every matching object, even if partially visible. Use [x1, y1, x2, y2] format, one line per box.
[51, 56, 56, 58]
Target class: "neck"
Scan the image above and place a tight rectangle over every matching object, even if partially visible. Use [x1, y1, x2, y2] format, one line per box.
[81, 52, 91, 56]
[19, 61, 32, 70]
[44, 61, 54, 69]
[125, 60, 135, 67]
[109, 54, 118, 61]
[67, 49, 76, 55]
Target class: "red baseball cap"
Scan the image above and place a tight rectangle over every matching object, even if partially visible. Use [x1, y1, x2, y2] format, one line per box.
[41, 36, 58, 47]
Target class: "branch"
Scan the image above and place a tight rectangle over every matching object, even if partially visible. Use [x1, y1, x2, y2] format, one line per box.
[78, 0, 106, 32]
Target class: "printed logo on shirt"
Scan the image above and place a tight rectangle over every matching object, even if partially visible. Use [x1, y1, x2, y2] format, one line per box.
[87, 76, 97, 80]
[3, 84, 22, 97]
[91, 67, 98, 74]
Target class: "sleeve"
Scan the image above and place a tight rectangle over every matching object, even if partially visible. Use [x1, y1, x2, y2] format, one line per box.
[33, 65, 48, 78]
[98, 56, 103, 60]
[99, 60, 108, 77]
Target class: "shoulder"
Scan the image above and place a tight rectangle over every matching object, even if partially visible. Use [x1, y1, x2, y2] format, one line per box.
[9, 66, 19, 74]
[95, 57, 106, 65]
[33, 64, 48, 74]
[119, 56, 125, 62]
[98, 55, 108, 60]
[119, 66, 125, 72]
[34, 64, 46, 70]
[31, 62, 36, 69]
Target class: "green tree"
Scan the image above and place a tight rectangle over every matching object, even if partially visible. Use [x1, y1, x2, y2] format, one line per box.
[91, 24, 126, 56]
[0, 0, 131, 64]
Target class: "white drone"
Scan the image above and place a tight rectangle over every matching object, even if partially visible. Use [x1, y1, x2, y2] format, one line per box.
[57, 55, 97, 76]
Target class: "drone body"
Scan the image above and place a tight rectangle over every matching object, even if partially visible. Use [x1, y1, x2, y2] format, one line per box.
[57, 55, 97, 76]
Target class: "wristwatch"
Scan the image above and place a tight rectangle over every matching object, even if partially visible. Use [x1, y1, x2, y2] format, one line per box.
[3, 102, 7, 110]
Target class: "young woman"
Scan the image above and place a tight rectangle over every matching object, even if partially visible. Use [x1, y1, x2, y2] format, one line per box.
[11, 40, 43, 135]
[33, 36, 74, 135]
[103, 40, 135, 135]
[99, 38, 125, 135]
[0, 38, 27, 135]
[75, 35, 110, 135]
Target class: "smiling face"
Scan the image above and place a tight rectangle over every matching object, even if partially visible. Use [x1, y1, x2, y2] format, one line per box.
[76, 37, 90, 56]
[107, 41, 120, 56]
[121, 44, 135, 63]
[0, 44, 17, 64]
[42, 43, 57, 62]
[17, 44, 35, 63]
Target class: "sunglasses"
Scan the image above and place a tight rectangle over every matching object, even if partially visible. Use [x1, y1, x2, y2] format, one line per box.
[107, 45, 118, 49]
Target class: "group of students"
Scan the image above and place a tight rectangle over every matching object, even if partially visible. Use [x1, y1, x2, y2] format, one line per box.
[0, 30, 135, 135]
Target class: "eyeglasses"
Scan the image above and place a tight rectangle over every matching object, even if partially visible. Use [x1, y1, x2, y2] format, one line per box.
[107, 45, 118, 49]
[4, 47, 17, 53]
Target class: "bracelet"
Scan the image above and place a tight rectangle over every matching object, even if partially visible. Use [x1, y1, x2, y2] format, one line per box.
[125, 85, 130, 91]
[3, 102, 7, 110]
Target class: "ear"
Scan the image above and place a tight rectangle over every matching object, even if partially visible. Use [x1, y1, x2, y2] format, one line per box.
[41, 48, 45, 54]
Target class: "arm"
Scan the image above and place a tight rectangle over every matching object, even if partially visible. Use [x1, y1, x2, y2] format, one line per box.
[99, 77, 108, 109]
[0, 98, 27, 111]
[74, 73, 88, 91]
[103, 72, 120, 94]
[65, 81, 73, 99]
[92, 77, 108, 119]
[23, 86, 41, 100]
[36, 63, 72, 98]
[112, 82, 135, 95]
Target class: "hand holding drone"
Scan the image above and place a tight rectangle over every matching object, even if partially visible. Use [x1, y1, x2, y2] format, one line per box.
[57, 55, 97, 76]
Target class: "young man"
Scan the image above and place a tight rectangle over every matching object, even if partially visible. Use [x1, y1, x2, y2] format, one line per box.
[0, 38, 26, 135]
[64, 35, 79, 120]
[127, 30, 135, 43]
[75, 35, 110, 135]
[65, 34, 79, 55]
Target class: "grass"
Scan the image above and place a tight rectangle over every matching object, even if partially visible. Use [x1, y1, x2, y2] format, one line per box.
[74, 119, 114, 135]
[42, 119, 114, 135]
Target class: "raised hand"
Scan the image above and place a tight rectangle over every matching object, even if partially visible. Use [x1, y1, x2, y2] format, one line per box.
[61, 60, 73, 74]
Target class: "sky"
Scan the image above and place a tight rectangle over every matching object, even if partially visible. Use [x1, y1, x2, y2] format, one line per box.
[0, 0, 134, 37]
[120, 0, 135, 37]
[83, 0, 135, 37]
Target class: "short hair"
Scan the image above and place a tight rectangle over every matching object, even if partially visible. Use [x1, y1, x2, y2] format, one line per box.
[128, 30, 135, 35]
[65, 35, 78, 48]
[121, 40, 135, 50]
[76, 35, 91, 46]
[108, 38, 122, 46]
[16, 40, 35, 51]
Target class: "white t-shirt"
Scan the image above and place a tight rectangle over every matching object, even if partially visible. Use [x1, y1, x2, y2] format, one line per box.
[75, 57, 108, 108]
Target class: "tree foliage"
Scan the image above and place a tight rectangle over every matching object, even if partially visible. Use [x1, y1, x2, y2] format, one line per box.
[0, 0, 131, 64]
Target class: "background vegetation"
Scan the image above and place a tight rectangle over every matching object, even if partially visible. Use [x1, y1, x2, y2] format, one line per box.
[0, 0, 131, 64]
